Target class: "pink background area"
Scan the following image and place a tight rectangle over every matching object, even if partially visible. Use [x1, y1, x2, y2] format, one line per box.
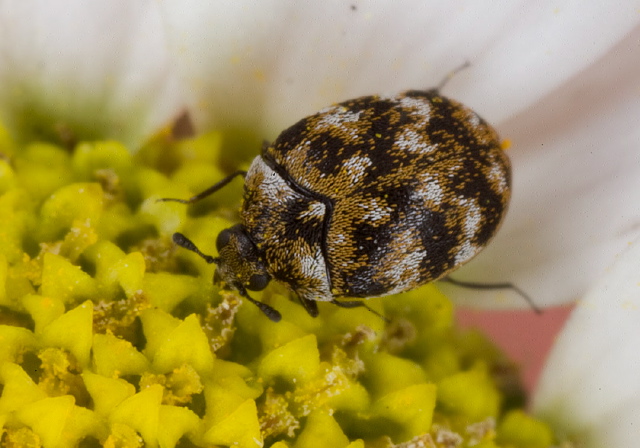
[456, 305, 574, 396]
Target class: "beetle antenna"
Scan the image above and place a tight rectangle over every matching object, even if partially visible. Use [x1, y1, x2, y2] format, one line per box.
[247, 296, 282, 323]
[435, 60, 471, 92]
[442, 276, 542, 314]
[172, 232, 218, 264]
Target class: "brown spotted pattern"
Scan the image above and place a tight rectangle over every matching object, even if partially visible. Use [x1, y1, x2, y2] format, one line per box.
[241, 90, 510, 303]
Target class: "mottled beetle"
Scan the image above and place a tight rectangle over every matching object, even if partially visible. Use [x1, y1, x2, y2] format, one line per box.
[161, 81, 513, 322]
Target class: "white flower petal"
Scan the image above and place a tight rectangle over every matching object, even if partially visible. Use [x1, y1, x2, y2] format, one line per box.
[441, 24, 640, 308]
[159, 1, 638, 136]
[0, 0, 185, 148]
[459, 4, 640, 122]
[531, 237, 640, 447]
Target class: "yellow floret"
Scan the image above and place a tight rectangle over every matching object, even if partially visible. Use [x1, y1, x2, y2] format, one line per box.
[0, 135, 560, 448]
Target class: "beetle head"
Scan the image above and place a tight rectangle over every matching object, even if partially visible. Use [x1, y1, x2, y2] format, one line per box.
[214, 224, 271, 295]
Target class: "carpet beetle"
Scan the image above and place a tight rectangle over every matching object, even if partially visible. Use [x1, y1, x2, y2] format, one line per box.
[162, 87, 510, 322]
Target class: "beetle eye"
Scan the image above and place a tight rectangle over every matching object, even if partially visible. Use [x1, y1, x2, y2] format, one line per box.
[247, 273, 270, 291]
[216, 229, 232, 251]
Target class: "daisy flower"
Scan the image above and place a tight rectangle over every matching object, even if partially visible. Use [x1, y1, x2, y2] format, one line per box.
[0, 1, 638, 447]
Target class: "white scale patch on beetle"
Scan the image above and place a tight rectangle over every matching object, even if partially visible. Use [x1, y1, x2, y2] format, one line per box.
[454, 241, 481, 266]
[333, 233, 347, 244]
[317, 106, 362, 124]
[380, 228, 426, 295]
[453, 197, 482, 265]
[467, 111, 481, 128]
[298, 201, 326, 220]
[317, 107, 363, 139]
[341, 155, 372, 186]
[413, 174, 445, 205]
[298, 248, 332, 301]
[488, 160, 509, 194]
[247, 157, 290, 203]
[395, 128, 437, 154]
[358, 197, 392, 223]
[396, 95, 432, 125]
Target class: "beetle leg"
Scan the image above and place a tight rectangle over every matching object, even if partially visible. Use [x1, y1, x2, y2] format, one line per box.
[297, 296, 319, 318]
[442, 276, 541, 314]
[330, 299, 390, 323]
[433, 60, 471, 92]
[157, 170, 247, 204]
